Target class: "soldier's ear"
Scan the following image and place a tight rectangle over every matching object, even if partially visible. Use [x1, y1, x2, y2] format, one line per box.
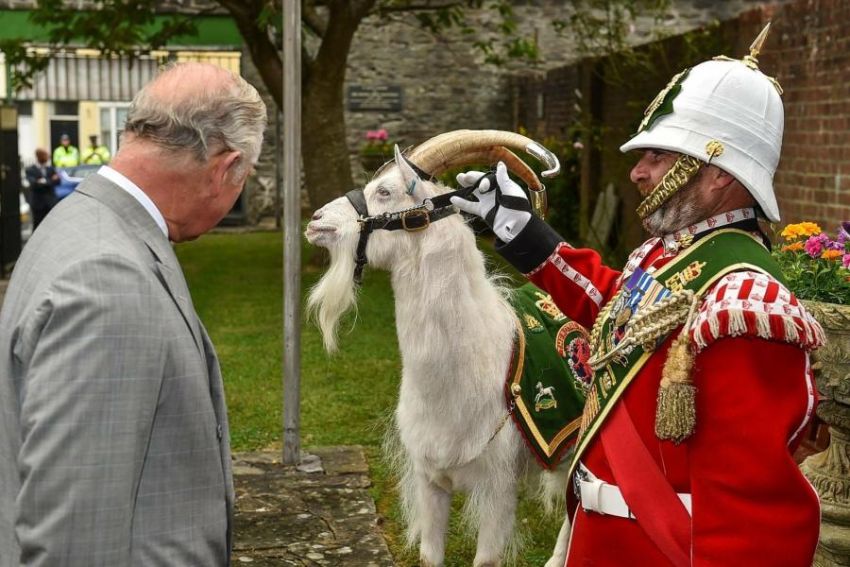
[707, 165, 736, 192]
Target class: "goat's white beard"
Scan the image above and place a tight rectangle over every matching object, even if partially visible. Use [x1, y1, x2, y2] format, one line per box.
[307, 240, 359, 353]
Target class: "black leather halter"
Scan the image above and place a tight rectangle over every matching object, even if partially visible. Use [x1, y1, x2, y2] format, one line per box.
[344, 176, 487, 285]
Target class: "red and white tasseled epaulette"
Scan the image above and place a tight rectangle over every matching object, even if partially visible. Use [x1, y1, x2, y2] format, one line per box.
[688, 270, 826, 353]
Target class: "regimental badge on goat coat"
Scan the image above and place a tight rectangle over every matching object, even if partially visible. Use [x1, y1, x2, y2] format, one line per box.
[505, 283, 588, 469]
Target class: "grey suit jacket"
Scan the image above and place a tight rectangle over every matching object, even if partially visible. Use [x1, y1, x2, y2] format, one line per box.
[0, 173, 233, 566]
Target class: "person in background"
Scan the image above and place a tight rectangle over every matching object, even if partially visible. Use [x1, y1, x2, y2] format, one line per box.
[52, 132, 80, 168]
[23, 147, 60, 229]
[81, 134, 111, 165]
[0, 62, 267, 566]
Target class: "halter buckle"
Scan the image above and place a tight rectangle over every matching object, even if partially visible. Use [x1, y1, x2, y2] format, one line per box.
[401, 209, 430, 232]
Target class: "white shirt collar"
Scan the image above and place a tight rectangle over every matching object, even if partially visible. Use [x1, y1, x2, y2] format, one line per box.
[97, 166, 169, 238]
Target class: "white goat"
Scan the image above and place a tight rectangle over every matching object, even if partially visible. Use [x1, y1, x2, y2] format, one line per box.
[306, 131, 573, 567]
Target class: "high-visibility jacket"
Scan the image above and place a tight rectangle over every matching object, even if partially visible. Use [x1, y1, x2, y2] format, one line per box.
[81, 145, 111, 165]
[53, 146, 80, 168]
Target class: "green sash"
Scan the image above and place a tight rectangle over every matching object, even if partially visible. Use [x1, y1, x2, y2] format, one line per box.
[567, 229, 784, 477]
[507, 283, 588, 469]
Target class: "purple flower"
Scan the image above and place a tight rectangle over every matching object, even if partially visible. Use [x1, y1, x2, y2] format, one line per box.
[827, 238, 844, 251]
[805, 233, 829, 257]
[839, 221, 850, 245]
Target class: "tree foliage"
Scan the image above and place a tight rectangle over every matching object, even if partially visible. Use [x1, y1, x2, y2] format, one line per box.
[1, 0, 671, 211]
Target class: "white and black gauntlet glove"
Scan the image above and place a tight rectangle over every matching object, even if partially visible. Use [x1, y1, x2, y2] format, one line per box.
[450, 161, 532, 243]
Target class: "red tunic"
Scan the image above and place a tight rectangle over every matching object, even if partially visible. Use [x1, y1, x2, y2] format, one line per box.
[498, 216, 822, 566]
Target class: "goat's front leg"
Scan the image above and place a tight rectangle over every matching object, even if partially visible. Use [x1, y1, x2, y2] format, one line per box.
[544, 511, 572, 567]
[415, 472, 452, 567]
[472, 479, 518, 567]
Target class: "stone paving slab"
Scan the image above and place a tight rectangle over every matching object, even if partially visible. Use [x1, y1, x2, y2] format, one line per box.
[231, 446, 396, 566]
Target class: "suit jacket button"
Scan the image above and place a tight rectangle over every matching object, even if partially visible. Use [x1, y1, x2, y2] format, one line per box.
[216, 424, 223, 441]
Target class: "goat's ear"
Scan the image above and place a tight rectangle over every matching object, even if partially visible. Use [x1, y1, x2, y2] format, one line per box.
[394, 144, 422, 197]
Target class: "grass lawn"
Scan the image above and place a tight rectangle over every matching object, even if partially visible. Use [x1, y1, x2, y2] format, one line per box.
[175, 230, 561, 566]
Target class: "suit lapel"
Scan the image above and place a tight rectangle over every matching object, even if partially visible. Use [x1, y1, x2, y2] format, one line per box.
[154, 258, 205, 357]
[75, 174, 205, 357]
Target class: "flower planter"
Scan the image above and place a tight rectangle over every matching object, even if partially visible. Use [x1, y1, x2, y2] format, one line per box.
[799, 300, 850, 566]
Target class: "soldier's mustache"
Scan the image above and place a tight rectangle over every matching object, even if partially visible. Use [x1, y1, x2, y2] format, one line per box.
[636, 182, 654, 195]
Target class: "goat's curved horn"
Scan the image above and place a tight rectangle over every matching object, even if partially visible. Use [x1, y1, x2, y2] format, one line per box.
[409, 129, 561, 178]
[407, 129, 558, 219]
[434, 146, 542, 191]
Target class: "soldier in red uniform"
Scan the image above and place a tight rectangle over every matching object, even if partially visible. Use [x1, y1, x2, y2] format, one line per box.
[452, 25, 824, 566]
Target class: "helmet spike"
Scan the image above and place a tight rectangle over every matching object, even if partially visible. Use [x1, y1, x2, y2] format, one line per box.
[749, 22, 772, 59]
[743, 22, 771, 70]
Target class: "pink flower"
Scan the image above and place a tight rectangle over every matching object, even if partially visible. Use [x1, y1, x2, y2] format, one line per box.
[804, 233, 828, 257]
[844, 253, 850, 269]
[376, 128, 389, 141]
[366, 130, 378, 141]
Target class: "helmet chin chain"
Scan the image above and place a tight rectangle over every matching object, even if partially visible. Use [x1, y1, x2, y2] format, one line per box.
[636, 154, 703, 220]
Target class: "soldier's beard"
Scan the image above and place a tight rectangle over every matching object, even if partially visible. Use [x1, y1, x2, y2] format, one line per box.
[641, 174, 708, 237]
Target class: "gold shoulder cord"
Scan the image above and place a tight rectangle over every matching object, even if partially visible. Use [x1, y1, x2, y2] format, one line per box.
[636, 154, 702, 220]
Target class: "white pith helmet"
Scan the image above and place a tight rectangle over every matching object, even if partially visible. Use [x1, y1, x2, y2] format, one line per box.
[620, 24, 784, 222]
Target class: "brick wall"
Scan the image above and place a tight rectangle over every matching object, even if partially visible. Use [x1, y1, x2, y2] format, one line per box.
[751, 0, 850, 232]
[518, 0, 850, 256]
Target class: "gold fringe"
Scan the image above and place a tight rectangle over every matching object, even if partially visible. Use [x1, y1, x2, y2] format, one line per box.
[655, 331, 697, 443]
[655, 381, 697, 444]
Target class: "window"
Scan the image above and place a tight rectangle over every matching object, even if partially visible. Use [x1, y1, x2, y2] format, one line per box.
[99, 103, 130, 155]
[54, 101, 79, 117]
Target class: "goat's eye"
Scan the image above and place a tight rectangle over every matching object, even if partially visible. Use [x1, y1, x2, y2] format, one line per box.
[377, 188, 391, 198]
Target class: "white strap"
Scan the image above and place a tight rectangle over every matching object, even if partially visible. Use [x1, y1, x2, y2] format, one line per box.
[578, 463, 692, 519]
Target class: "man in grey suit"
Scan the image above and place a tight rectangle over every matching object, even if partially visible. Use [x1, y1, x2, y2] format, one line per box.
[0, 63, 266, 566]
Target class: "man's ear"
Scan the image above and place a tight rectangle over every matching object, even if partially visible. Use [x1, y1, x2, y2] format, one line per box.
[707, 165, 736, 193]
[212, 150, 242, 193]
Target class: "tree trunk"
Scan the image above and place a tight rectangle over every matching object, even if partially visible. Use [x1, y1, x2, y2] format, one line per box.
[301, 72, 353, 211]
[220, 0, 375, 213]
[301, 0, 375, 211]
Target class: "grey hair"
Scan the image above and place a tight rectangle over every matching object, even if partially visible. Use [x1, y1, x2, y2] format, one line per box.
[123, 62, 267, 173]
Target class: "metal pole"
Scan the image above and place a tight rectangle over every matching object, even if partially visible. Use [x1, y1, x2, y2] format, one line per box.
[275, 110, 282, 229]
[282, 0, 302, 465]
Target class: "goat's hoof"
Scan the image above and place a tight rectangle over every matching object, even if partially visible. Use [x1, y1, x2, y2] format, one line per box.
[473, 562, 500, 567]
[419, 558, 442, 567]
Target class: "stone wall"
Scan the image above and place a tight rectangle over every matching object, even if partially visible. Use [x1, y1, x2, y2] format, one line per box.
[240, 51, 280, 225]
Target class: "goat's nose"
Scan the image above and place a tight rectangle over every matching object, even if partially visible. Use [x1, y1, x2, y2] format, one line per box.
[311, 210, 323, 221]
